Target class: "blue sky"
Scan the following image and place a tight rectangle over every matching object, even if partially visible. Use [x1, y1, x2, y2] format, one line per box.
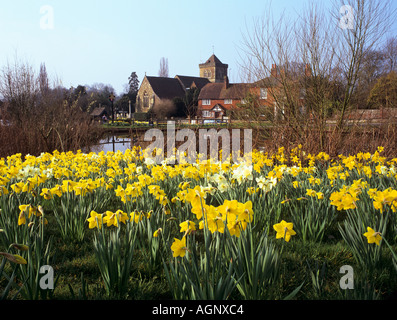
[1, 0, 396, 95]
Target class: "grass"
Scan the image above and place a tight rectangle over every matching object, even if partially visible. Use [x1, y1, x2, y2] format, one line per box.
[3, 211, 395, 301]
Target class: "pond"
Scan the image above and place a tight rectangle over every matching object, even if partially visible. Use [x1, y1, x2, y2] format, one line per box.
[84, 127, 267, 155]
[87, 134, 132, 153]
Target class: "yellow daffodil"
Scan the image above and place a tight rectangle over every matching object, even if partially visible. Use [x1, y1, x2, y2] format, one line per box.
[40, 188, 52, 200]
[103, 211, 118, 227]
[237, 201, 254, 223]
[171, 237, 188, 258]
[217, 199, 239, 218]
[87, 211, 103, 229]
[179, 220, 196, 234]
[363, 227, 382, 246]
[227, 215, 242, 237]
[273, 220, 296, 242]
[153, 228, 162, 237]
[185, 186, 205, 208]
[306, 189, 317, 197]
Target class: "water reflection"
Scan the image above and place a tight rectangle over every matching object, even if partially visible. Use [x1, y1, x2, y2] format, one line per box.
[88, 134, 132, 153]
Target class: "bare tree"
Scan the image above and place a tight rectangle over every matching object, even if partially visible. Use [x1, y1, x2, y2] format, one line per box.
[239, 2, 338, 150]
[0, 57, 101, 156]
[238, 0, 396, 153]
[158, 57, 169, 78]
[330, 0, 396, 131]
[0, 57, 39, 125]
[383, 36, 397, 74]
[39, 62, 49, 96]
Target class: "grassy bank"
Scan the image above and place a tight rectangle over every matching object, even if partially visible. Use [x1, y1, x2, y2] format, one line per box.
[0, 147, 396, 300]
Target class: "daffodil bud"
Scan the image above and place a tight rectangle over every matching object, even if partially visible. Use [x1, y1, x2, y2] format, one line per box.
[11, 243, 29, 251]
[0, 252, 27, 264]
[153, 228, 162, 237]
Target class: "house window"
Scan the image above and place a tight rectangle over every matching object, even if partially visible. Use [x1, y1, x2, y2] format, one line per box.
[202, 110, 211, 117]
[240, 99, 247, 104]
[202, 99, 211, 106]
[224, 99, 232, 104]
[260, 88, 268, 99]
[143, 92, 149, 109]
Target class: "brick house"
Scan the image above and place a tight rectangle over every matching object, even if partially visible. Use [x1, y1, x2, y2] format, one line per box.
[197, 63, 309, 120]
[197, 76, 251, 119]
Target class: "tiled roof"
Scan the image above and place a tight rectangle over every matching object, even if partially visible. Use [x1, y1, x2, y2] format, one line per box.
[90, 107, 107, 117]
[253, 76, 280, 87]
[199, 54, 228, 67]
[198, 82, 250, 100]
[146, 76, 186, 100]
[175, 75, 210, 90]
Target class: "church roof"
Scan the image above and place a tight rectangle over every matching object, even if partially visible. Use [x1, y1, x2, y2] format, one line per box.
[199, 54, 228, 67]
[145, 76, 186, 100]
[175, 75, 210, 90]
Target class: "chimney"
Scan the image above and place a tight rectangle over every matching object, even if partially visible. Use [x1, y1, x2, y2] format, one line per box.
[224, 75, 229, 89]
[271, 64, 277, 78]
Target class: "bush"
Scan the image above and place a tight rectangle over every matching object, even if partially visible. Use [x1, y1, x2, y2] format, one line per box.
[133, 112, 150, 121]
[0, 59, 102, 157]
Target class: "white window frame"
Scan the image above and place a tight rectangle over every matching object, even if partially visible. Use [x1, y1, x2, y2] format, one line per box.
[224, 99, 233, 105]
[202, 99, 211, 106]
[202, 110, 211, 117]
[260, 88, 268, 99]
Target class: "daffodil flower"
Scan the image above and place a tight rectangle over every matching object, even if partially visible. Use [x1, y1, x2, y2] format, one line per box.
[179, 220, 196, 234]
[273, 220, 296, 242]
[363, 227, 382, 246]
[171, 237, 188, 258]
[87, 211, 103, 229]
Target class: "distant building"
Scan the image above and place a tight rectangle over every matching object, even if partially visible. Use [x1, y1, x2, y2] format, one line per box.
[197, 63, 310, 120]
[135, 74, 209, 115]
[136, 76, 185, 113]
[136, 55, 309, 121]
[90, 106, 108, 120]
[175, 75, 210, 91]
[197, 76, 251, 119]
[199, 54, 229, 83]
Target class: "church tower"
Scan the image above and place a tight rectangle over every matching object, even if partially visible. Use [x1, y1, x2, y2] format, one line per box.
[199, 54, 228, 83]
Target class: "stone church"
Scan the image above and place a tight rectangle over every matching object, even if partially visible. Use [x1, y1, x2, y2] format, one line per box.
[199, 54, 229, 83]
